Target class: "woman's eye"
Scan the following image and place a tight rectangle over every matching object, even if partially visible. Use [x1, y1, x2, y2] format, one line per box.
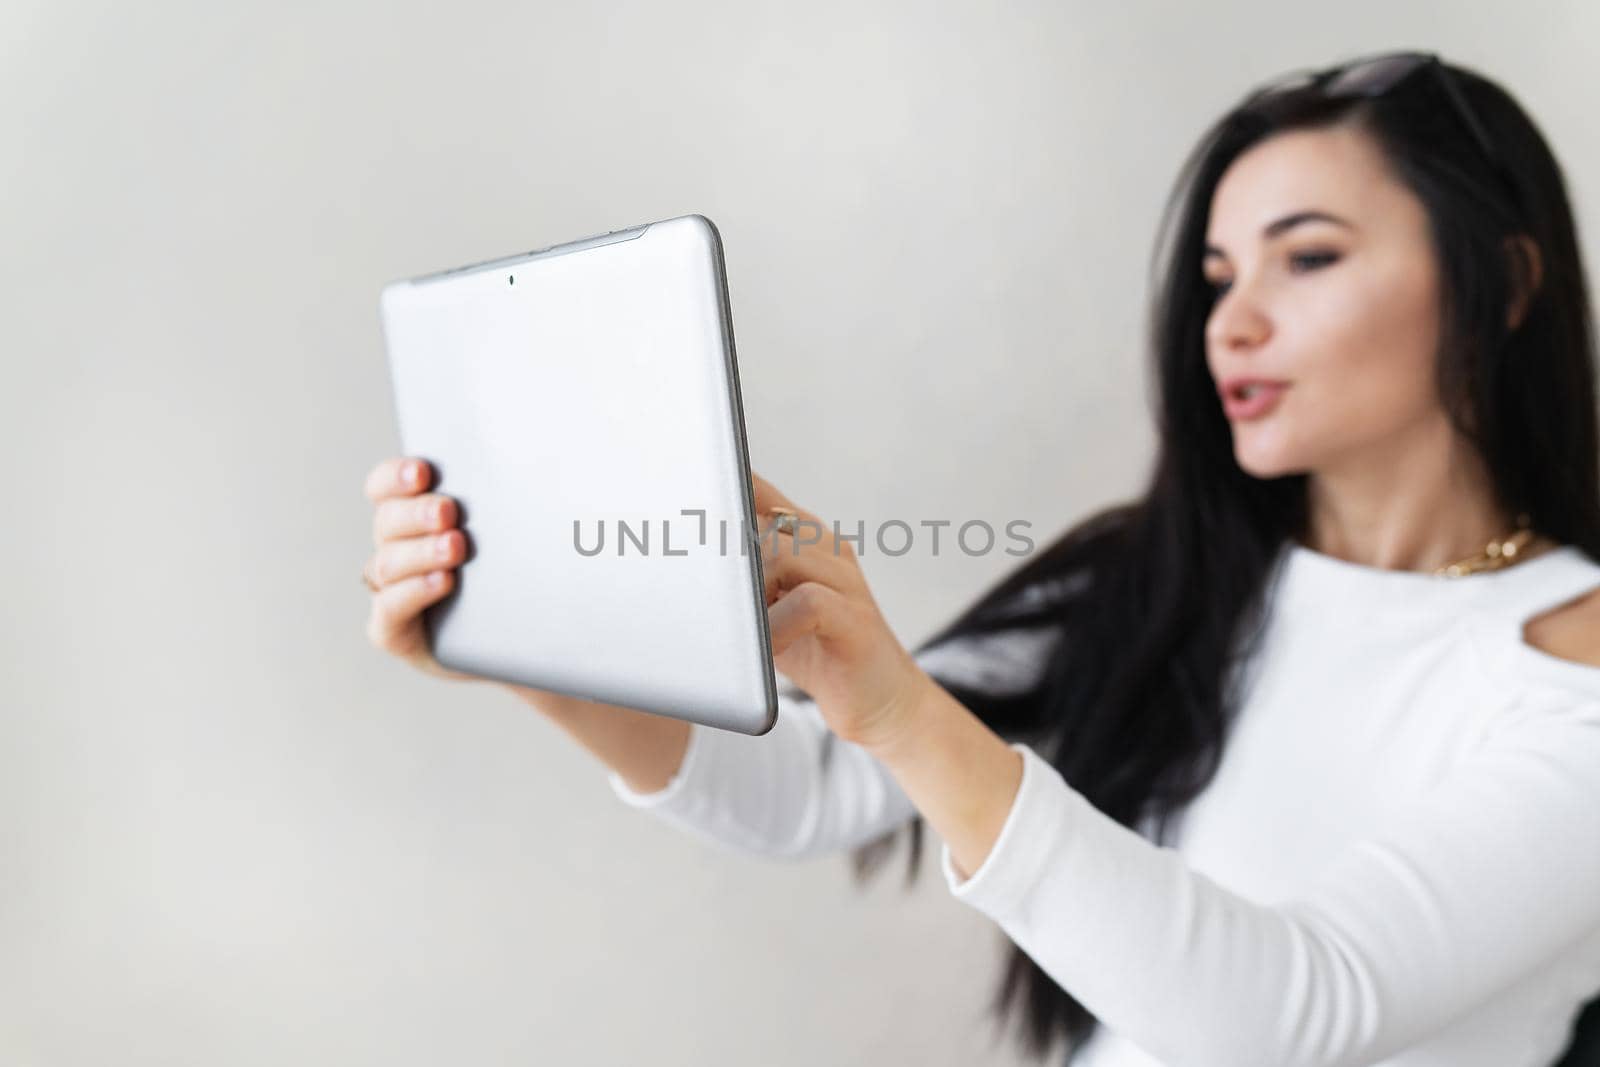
[1290, 250, 1341, 272]
[1204, 250, 1340, 296]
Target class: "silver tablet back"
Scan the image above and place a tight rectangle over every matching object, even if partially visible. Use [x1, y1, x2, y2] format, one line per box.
[378, 214, 778, 735]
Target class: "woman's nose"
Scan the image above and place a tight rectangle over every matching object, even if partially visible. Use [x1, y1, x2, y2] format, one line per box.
[1206, 282, 1272, 354]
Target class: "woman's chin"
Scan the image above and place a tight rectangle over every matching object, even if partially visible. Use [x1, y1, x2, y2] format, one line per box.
[1232, 441, 1303, 480]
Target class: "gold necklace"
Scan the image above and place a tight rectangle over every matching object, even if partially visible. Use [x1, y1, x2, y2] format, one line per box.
[1433, 512, 1536, 577]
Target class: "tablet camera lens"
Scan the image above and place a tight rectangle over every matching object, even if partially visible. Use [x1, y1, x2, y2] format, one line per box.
[508, 274, 515, 285]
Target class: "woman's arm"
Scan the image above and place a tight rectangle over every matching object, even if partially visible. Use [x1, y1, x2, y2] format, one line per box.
[864, 674, 1025, 882]
[512, 685, 692, 795]
[594, 467, 1066, 861]
[601, 626, 1060, 860]
[866, 681, 1600, 1067]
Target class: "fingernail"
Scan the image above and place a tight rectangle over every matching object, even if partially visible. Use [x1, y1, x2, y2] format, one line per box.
[429, 571, 445, 587]
[436, 534, 452, 559]
[404, 461, 419, 485]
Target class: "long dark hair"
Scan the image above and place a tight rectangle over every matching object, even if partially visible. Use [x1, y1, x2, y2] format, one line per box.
[844, 55, 1600, 1060]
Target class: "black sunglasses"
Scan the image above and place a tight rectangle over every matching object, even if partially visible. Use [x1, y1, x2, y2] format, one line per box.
[1243, 51, 1516, 205]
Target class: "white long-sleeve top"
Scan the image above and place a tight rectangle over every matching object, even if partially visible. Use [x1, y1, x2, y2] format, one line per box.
[609, 541, 1600, 1067]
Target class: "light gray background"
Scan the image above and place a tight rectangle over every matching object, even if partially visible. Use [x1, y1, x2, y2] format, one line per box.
[4, 2, 1596, 1065]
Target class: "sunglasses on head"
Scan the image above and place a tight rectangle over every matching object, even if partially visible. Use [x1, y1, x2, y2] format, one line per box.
[1243, 50, 1516, 206]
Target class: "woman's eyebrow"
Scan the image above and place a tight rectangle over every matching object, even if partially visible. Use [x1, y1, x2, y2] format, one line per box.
[1203, 210, 1357, 261]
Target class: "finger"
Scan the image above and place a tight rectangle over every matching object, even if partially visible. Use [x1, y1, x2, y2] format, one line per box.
[365, 456, 433, 503]
[749, 470, 820, 525]
[373, 493, 457, 545]
[366, 569, 454, 651]
[753, 516, 823, 564]
[748, 472, 835, 561]
[370, 529, 464, 586]
[766, 581, 843, 656]
[749, 470, 791, 516]
[759, 529, 862, 605]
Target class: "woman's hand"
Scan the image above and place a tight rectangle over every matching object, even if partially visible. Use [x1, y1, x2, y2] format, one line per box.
[361, 455, 479, 683]
[752, 471, 935, 750]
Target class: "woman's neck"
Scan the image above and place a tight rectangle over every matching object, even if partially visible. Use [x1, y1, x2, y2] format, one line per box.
[1298, 434, 1554, 573]
[1296, 523, 1562, 573]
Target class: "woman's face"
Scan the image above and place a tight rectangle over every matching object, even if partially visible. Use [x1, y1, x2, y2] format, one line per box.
[1202, 123, 1450, 480]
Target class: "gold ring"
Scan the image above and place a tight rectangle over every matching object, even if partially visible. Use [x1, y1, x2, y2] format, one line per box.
[768, 507, 800, 534]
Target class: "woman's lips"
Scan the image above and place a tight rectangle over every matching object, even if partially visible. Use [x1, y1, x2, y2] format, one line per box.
[1220, 381, 1290, 421]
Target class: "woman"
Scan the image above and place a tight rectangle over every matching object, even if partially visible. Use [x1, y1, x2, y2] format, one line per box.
[361, 51, 1600, 1066]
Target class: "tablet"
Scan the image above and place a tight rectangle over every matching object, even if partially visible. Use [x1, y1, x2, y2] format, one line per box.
[378, 214, 778, 735]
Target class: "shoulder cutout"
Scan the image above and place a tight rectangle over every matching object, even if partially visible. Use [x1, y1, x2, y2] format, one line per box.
[1522, 584, 1600, 669]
